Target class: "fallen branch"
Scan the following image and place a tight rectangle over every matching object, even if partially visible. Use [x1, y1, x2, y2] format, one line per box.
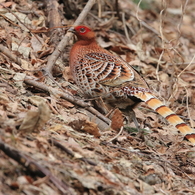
[0, 44, 111, 125]
[48, 138, 97, 166]
[44, 0, 96, 75]
[0, 138, 72, 195]
[0, 0, 110, 126]
[0, 44, 23, 66]
[24, 75, 110, 125]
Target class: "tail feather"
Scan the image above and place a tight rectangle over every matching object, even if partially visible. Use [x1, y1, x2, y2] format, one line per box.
[134, 92, 195, 145]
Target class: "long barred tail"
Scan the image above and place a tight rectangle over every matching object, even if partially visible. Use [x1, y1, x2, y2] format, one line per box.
[134, 92, 195, 145]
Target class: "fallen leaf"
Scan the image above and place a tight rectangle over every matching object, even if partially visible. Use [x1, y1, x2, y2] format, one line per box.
[12, 42, 31, 58]
[19, 109, 40, 133]
[19, 101, 50, 133]
[110, 108, 124, 131]
[31, 35, 43, 52]
[28, 96, 47, 107]
[13, 73, 26, 93]
[69, 119, 101, 138]
[0, 2, 13, 9]
[60, 99, 74, 108]
[62, 66, 74, 82]
[180, 72, 195, 83]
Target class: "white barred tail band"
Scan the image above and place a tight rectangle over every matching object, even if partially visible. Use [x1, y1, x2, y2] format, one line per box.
[131, 90, 195, 145]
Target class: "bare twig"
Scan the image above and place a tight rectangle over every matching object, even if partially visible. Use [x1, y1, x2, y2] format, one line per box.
[0, 0, 124, 128]
[115, 0, 121, 20]
[45, 0, 61, 28]
[184, 86, 194, 127]
[0, 44, 24, 66]
[24, 76, 111, 125]
[0, 3, 42, 44]
[0, 44, 39, 72]
[167, 62, 195, 66]
[108, 126, 124, 142]
[44, 0, 96, 75]
[122, 12, 131, 44]
[176, 0, 189, 43]
[0, 44, 111, 125]
[134, 0, 160, 35]
[0, 3, 29, 31]
[177, 53, 195, 78]
[48, 138, 97, 166]
[0, 138, 72, 195]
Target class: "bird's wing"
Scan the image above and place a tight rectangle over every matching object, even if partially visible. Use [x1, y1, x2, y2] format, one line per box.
[84, 52, 149, 89]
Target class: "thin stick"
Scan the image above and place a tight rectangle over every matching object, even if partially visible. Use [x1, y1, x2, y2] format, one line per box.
[108, 126, 124, 142]
[0, 44, 24, 66]
[24, 76, 111, 125]
[177, 53, 195, 78]
[135, 0, 143, 22]
[122, 12, 131, 44]
[44, 0, 96, 74]
[0, 44, 111, 125]
[0, 3, 43, 45]
[184, 86, 194, 127]
[48, 138, 97, 166]
[176, 0, 189, 41]
[167, 62, 195, 66]
[0, 138, 70, 194]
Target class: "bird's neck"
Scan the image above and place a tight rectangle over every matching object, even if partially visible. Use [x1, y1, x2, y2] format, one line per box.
[76, 39, 96, 46]
[70, 40, 102, 60]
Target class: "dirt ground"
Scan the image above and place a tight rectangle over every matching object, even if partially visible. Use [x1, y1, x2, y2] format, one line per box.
[0, 0, 195, 194]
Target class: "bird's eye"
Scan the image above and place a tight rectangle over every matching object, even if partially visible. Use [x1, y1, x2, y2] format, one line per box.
[79, 28, 86, 33]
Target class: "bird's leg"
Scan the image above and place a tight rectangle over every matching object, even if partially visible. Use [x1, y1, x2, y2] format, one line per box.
[92, 97, 110, 115]
[129, 109, 140, 130]
[123, 105, 141, 131]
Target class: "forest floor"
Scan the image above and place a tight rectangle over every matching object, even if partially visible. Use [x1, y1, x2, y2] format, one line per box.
[0, 0, 195, 194]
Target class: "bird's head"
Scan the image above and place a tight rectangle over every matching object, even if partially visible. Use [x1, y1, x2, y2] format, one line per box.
[69, 25, 95, 41]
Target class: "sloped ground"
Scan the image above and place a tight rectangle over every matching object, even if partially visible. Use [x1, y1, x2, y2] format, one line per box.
[0, 0, 195, 194]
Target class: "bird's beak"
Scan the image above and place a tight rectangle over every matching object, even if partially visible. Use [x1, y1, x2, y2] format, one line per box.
[68, 27, 76, 33]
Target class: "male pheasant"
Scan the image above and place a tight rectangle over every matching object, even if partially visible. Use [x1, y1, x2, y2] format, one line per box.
[69, 25, 195, 145]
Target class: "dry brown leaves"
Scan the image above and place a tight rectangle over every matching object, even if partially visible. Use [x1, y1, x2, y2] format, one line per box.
[0, 0, 195, 194]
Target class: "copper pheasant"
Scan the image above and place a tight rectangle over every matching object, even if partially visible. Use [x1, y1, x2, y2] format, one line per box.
[69, 25, 195, 145]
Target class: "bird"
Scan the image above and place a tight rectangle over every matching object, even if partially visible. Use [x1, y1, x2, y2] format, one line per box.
[68, 25, 195, 145]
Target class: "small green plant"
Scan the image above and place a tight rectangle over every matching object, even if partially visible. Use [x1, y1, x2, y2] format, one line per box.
[125, 126, 149, 135]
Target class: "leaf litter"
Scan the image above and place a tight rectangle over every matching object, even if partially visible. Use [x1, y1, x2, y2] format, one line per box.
[0, 0, 195, 194]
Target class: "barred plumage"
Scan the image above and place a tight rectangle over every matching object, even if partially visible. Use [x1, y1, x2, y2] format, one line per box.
[69, 25, 195, 145]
